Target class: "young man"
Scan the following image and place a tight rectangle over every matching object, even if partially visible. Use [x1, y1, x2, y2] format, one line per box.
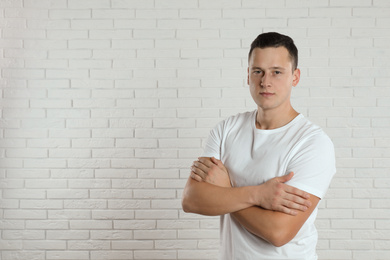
[182, 32, 336, 259]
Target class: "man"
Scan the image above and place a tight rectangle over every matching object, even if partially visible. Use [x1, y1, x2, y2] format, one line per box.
[182, 32, 336, 259]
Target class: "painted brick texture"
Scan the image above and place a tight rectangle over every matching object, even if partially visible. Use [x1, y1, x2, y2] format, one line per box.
[1, 1, 390, 260]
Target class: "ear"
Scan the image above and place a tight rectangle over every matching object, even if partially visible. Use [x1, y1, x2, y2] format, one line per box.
[247, 67, 250, 85]
[292, 68, 300, 87]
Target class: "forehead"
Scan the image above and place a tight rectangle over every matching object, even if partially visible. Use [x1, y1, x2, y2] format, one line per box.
[249, 47, 292, 68]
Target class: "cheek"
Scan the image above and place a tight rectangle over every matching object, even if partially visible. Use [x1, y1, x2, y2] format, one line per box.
[248, 75, 260, 85]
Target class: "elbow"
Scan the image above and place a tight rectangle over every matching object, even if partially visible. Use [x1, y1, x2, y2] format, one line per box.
[182, 197, 201, 214]
[181, 178, 203, 214]
[181, 197, 192, 213]
[267, 229, 295, 247]
[269, 238, 289, 248]
[181, 188, 196, 214]
[181, 190, 211, 215]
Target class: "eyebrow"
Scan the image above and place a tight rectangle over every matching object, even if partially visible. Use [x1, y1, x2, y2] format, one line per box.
[251, 66, 287, 71]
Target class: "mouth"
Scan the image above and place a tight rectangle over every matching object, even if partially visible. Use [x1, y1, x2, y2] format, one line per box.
[260, 92, 274, 97]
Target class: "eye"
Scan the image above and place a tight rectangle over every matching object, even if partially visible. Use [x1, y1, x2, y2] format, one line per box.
[253, 70, 262, 74]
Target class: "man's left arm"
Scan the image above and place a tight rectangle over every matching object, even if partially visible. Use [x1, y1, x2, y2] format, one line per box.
[231, 194, 320, 247]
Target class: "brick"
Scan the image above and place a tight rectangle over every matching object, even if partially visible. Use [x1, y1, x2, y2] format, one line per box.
[155, 0, 197, 8]
[157, 220, 199, 229]
[108, 199, 150, 209]
[48, 210, 91, 220]
[0, 220, 25, 230]
[46, 230, 89, 239]
[133, 189, 176, 199]
[111, 179, 154, 189]
[25, 179, 67, 188]
[46, 251, 89, 260]
[180, 9, 221, 18]
[50, 10, 91, 19]
[94, 168, 137, 178]
[3, 189, 46, 199]
[20, 200, 63, 209]
[317, 250, 352, 259]
[134, 250, 177, 259]
[198, 239, 219, 249]
[68, 241, 110, 250]
[25, 220, 68, 230]
[178, 250, 219, 259]
[134, 230, 177, 240]
[353, 250, 390, 260]
[70, 220, 112, 230]
[137, 9, 178, 19]
[92, 210, 135, 220]
[135, 210, 178, 220]
[5, 8, 48, 18]
[91, 230, 133, 240]
[137, 169, 179, 179]
[64, 200, 107, 209]
[2, 230, 45, 240]
[353, 230, 390, 240]
[177, 29, 219, 39]
[178, 229, 219, 239]
[23, 241, 66, 250]
[112, 240, 153, 250]
[114, 220, 156, 230]
[50, 169, 93, 178]
[90, 251, 134, 259]
[331, 219, 375, 229]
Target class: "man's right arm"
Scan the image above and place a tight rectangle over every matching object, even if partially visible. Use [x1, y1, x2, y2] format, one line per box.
[182, 177, 259, 216]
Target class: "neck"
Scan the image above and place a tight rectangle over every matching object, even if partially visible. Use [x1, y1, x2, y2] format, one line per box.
[255, 107, 299, 130]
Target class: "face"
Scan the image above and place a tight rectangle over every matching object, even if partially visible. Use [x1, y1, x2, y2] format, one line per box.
[247, 47, 300, 113]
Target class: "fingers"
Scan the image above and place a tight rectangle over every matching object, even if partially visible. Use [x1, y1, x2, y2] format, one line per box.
[285, 185, 310, 200]
[191, 163, 207, 180]
[272, 196, 307, 216]
[190, 171, 203, 182]
[270, 202, 298, 216]
[283, 194, 310, 211]
[282, 184, 311, 210]
[190, 158, 213, 181]
[198, 157, 214, 167]
[192, 160, 209, 174]
[277, 172, 294, 183]
[210, 157, 221, 166]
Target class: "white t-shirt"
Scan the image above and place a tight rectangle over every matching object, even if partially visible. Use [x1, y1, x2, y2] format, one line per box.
[202, 110, 336, 260]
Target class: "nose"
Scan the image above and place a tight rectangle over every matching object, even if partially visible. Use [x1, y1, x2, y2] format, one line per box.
[260, 72, 271, 88]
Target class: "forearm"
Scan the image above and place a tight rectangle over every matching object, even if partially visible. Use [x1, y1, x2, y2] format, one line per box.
[231, 207, 294, 247]
[182, 177, 257, 216]
[231, 195, 319, 247]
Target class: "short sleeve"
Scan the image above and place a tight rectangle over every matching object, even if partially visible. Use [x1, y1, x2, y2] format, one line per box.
[286, 132, 336, 199]
[201, 120, 224, 160]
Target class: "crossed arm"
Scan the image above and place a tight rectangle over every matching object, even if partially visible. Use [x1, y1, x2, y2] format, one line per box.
[181, 157, 320, 247]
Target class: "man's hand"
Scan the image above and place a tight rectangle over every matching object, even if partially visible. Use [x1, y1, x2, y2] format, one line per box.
[190, 157, 232, 188]
[256, 172, 312, 216]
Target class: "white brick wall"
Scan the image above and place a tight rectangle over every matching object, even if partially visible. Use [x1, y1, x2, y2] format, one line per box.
[1, 1, 389, 259]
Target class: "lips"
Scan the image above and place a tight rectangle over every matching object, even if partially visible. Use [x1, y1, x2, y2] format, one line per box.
[260, 92, 274, 97]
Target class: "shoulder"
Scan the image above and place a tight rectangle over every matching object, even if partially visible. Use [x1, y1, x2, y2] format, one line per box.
[209, 110, 255, 141]
[292, 116, 335, 157]
[220, 110, 255, 129]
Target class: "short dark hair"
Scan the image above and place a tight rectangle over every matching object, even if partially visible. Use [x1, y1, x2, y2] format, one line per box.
[248, 32, 298, 71]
